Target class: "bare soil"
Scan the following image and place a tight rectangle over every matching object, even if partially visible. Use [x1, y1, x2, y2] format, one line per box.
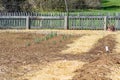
[73, 35, 120, 80]
[0, 31, 120, 80]
[0, 32, 82, 80]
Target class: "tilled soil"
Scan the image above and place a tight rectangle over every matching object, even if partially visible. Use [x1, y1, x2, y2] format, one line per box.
[0, 32, 82, 80]
[0, 31, 120, 80]
[72, 35, 120, 80]
[61, 34, 103, 54]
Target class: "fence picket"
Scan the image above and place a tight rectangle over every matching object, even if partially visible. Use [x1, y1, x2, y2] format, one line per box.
[0, 12, 119, 30]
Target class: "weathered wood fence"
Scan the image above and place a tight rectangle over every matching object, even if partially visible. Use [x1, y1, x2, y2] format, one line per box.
[0, 12, 120, 30]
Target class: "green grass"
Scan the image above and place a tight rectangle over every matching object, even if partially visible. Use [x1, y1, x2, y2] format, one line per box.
[102, 0, 120, 7]
[44, 32, 58, 40]
[101, 0, 120, 12]
[33, 0, 120, 13]
[62, 35, 67, 40]
[72, 0, 120, 13]
[36, 0, 120, 13]
[34, 38, 42, 44]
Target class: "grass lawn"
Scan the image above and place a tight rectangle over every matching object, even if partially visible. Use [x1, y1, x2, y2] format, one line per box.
[101, 0, 120, 12]
[72, 0, 120, 13]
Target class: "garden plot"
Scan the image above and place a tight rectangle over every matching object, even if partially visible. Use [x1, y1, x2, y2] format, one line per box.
[114, 33, 120, 54]
[61, 34, 103, 54]
[0, 30, 120, 80]
[73, 34, 120, 80]
[0, 31, 83, 80]
[23, 60, 85, 80]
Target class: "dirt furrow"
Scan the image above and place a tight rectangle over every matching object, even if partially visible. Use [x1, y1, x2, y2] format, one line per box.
[61, 34, 103, 54]
[0, 31, 119, 80]
[22, 33, 104, 80]
[114, 33, 120, 53]
[73, 34, 120, 80]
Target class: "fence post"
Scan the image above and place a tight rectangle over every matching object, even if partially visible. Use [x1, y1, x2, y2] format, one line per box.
[115, 13, 119, 30]
[104, 16, 107, 31]
[26, 16, 30, 29]
[64, 16, 69, 30]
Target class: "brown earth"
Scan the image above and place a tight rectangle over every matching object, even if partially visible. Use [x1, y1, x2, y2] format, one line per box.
[72, 35, 120, 80]
[0, 32, 83, 80]
[0, 31, 120, 80]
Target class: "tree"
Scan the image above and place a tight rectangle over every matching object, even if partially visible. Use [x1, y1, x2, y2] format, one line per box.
[0, 0, 25, 12]
[84, 0, 101, 9]
[0, 0, 101, 12]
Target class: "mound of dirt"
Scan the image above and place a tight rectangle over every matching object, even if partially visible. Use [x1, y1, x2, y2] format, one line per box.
[88, 34, 116, 55]
[73, 34, 120, 80]
[0, 31, 120, 80]
[73, 54, 120, 80]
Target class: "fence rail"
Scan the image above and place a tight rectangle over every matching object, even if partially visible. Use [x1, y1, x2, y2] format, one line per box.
[0, 12, 118, 16]
[0, 12, 120, 30]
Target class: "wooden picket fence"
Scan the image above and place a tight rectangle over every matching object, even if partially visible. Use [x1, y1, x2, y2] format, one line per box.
[0, 12, 120, 30]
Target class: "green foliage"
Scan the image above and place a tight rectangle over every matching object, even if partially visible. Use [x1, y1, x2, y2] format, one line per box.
[34, 38, 42, 44]
[45, 36, 50, 40]
[0, 0, 101, 12]
[50, 32, 57, 37]
[102, 0, 120, 7]
[62, 35, 67, 40]
[1, 0, 120, 12]
[80, 0, 120, 12]
[45, 32, 57, 40]
[101, 0, 120, 11]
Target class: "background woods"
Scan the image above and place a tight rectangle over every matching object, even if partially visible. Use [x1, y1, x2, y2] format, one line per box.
[0, 0, 101, 12]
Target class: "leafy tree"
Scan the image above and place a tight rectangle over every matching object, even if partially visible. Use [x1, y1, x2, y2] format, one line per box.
[0, 0, 101, 12]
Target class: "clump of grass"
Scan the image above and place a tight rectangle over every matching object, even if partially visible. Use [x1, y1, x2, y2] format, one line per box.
[49, 32, 57, 38]
[53, 32, 57, 36]
[45, 32, 57, 40]
[41, 38, 45, 41]
[45, 36, 50, 40]
[62, 34, 67, 40]
[34, 38, 42, 44]
[25, 42, 31, 46]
